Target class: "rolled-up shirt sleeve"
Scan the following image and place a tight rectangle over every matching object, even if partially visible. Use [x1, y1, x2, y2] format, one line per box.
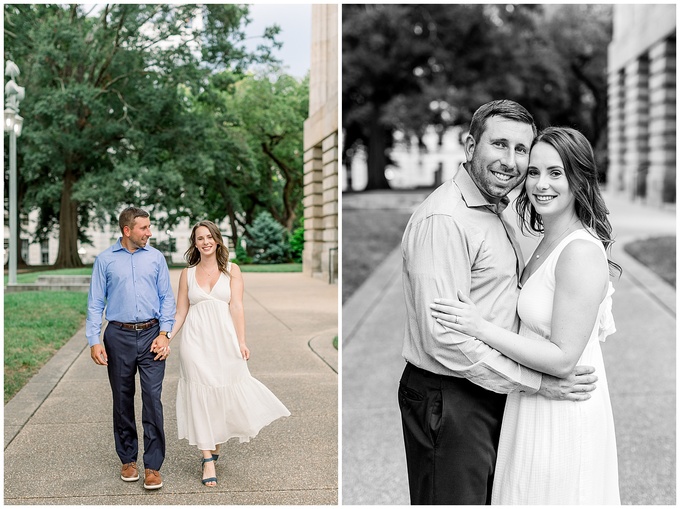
[403, 213, 542, 394]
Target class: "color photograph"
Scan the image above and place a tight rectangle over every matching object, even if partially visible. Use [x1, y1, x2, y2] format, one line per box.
[4, 3, 338, 504]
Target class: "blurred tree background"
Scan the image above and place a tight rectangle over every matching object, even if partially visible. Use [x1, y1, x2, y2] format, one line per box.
[4, 4, 307, 267]
[342, 4, 612, 190]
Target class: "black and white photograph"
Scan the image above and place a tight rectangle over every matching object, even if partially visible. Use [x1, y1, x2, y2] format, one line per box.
[342, 3, 675, 505]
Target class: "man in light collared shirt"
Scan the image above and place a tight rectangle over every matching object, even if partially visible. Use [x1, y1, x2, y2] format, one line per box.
[399, 100, 597, 505]
[87, 206, 176, 490]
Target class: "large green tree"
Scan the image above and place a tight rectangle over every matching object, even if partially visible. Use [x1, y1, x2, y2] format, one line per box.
[224, 71, 308, 231]
[146, 68, 308, 251]
[4, 4, 280, 267]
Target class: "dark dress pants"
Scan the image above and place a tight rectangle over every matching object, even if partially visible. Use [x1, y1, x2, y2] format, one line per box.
[104, 324, 166, 470]
[399, 362, 507, 505]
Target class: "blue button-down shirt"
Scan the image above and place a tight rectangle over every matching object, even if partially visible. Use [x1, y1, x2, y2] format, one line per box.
[86, 238, 176, 347]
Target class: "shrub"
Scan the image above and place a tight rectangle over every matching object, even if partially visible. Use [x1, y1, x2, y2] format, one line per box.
[290, 221, 304, 263]
[232, 242, 252, 265]
[246, 211, 290, 264]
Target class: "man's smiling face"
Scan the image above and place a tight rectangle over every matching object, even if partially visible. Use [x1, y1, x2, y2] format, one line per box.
[465, 116, 535, 203]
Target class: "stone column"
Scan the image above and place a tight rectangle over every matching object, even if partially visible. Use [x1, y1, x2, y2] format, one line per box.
[321, 132, 339, 282]
[647, 36, 676, 205]
[607, 69, 626, 192]
[303, 145, 324, 276]
[622, 56, 650, 199]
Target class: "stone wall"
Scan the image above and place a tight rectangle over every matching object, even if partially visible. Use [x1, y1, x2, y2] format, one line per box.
[303, 5, 338, 282]
[607, 5, 676, 205]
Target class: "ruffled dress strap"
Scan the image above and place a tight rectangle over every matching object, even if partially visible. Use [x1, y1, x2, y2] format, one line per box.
[598, 282, 616, 342]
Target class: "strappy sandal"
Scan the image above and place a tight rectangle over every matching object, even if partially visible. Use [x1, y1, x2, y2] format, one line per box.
[212, 446, 220, 463]
[201, 457, 217, 487]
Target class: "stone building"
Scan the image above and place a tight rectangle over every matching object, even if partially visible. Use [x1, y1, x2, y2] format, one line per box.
[302, 4, 339, 283]
[607, 4, 676, 205]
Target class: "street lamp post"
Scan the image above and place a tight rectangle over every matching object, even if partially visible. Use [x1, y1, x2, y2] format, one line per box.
[4, 61, 25, 286]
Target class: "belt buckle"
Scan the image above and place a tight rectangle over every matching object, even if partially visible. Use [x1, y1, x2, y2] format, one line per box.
[133, 323, 144, 331]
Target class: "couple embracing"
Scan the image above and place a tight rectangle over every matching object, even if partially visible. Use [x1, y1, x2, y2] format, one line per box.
[399, 100, 620, 505]
[87, 209, 289, 489]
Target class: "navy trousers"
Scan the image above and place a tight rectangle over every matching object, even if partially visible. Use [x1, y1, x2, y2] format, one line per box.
[399, 362, 507, 505]
[103, 323, 166, 471]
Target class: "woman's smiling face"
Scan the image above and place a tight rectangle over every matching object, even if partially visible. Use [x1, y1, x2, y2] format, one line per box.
[526, 141, 576, 218]
[195, 226, 217, 256]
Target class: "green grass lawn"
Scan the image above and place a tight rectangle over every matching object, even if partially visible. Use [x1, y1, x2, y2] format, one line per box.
[4, 291, 88, 403]
[239, 263, 302, 273]
[623, 236, 676, 287]
[4, 267, 93, 285]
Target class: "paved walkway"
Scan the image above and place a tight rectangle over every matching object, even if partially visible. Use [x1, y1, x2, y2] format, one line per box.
[5, 272, 338, 505]
[342, 190, 676, 505]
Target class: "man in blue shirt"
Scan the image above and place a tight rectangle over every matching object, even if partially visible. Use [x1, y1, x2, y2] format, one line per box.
[87, 206, 176, 490]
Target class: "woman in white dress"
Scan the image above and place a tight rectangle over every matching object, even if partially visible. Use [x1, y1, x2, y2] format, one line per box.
[431, 127, 621, 504]
[167, 220, 290, 486]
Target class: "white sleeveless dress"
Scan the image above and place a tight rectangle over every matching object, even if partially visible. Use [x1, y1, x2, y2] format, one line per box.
[491, 229, 620, 504]
[176, 264, 290, 450]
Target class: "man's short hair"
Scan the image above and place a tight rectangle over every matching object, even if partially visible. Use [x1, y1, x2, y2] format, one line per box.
[468, 99, 537, 143]
[119, 207, 149, 234]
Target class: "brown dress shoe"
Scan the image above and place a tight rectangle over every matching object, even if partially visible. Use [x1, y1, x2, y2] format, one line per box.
[121, 462, 139, 482]
[144, 468, 163, 490]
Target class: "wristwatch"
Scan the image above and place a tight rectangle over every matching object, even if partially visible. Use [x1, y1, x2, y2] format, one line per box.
[160, 331, 172, 340]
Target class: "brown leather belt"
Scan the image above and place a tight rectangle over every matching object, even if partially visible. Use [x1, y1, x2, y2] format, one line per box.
[109, 319, 158, 331]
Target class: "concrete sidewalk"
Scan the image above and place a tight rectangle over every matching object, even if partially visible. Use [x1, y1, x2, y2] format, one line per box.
[5, 272, 338, 505]
[342, 190, 676, 505]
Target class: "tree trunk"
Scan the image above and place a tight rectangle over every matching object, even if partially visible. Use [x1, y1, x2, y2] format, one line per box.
[281, 178, 297, 231]
[345, 155, 354, 192]
[54, 167, 83, 268]
[227, 212, 239, 252]
[225, 200, 239, 252]
[365, 110, 391, 190]
[260, 142, 300, 230]
[570, 62, 603, 149]
[216, 177, 240, 252]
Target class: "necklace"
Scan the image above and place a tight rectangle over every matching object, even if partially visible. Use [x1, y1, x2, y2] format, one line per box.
[198, 263, 217, 277]
[534, 221, 580, 259]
